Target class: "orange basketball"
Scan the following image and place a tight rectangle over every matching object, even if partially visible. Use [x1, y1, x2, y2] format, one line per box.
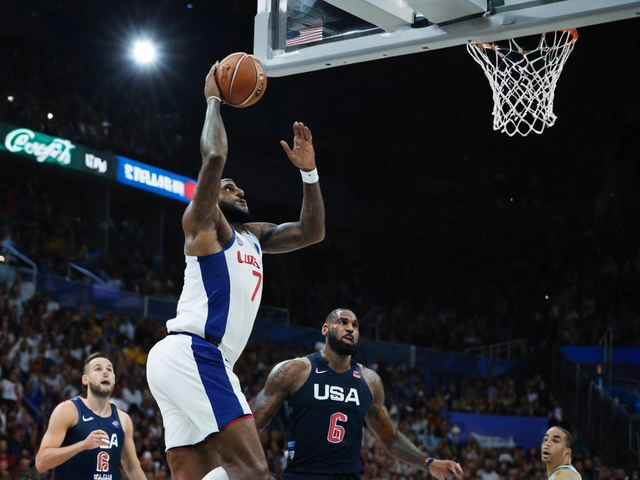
[214, 53, 267, 108]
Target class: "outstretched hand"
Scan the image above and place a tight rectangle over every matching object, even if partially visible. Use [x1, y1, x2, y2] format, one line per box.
[280, 122, 315, 171]
[428, 459, 464, 480]
[204, 62, 221, 100]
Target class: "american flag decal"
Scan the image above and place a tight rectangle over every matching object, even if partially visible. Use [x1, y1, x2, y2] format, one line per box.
[353, 370, 361, 378]
[286, 26, 323, 47]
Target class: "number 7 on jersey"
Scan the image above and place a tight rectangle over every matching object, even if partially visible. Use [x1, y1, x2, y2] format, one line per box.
[251, 270, 262, 301]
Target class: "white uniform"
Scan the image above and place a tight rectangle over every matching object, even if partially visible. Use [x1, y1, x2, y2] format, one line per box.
[147, 230, 263, 449]
[549, 465, 581, 480]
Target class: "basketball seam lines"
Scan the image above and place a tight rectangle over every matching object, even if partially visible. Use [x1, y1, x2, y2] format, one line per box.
[228, 53, 248, 104]
[238, 55, 262, 107]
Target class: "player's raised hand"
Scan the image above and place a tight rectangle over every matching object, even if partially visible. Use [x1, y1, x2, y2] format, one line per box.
[83, 430, 111, 450]
[204, 62, 221, 100]
[280, 122, 315, 171]
[428, 459, 463, 480]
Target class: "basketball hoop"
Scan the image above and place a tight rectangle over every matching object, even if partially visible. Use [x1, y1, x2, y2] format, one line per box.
[467, 29, 578, 137]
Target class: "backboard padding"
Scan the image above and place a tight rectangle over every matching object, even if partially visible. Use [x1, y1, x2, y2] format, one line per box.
[253, 0, 640, 77]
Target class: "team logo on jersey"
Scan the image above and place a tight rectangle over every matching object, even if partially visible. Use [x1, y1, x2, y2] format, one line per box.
[353, 370, 361, 379]
[100, 433, 119, 449]
[237, 251, 260, 268]
[237, 237, 244, 246]
[112, 421, 120, 428]
[314, 384, 361, 405]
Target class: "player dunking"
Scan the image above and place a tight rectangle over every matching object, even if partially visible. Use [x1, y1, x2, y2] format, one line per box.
[251, 308, 464, 480]
[35, 353, 146, 480]
[146, 63, 325, 480]
[541, 426, 582, 480]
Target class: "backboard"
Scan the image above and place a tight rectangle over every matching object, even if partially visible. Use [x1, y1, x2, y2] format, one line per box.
[253, 0, 640, 77]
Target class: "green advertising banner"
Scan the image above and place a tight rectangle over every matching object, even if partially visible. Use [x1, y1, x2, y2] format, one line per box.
[0, 122, 118, 181]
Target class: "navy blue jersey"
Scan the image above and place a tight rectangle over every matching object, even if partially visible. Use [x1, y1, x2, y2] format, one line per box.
[284, 352, 373, 479]
[55, 397, 124, 480]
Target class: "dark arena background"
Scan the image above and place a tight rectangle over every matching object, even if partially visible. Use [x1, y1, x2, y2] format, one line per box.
[1, 0, 639, 478]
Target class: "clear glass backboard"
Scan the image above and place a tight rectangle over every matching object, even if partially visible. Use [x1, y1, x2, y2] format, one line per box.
[253, 0, 640, 77]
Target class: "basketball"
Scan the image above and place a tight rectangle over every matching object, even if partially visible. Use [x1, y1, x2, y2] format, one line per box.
[214, 52, 267, 108]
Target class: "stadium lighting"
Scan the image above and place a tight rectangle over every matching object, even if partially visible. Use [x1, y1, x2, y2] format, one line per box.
[7, 96, 14, 102]
[47, 113, 54, 119]
[0, 255, 5, 263]
[132, 40, 157, 64]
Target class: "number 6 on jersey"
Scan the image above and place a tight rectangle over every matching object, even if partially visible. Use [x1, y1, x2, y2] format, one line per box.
[327, 412, 348, 443]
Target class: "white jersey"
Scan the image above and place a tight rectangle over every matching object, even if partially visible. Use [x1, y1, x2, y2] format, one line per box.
[549, 465, 581, 480]
[166, 229, 263, 365]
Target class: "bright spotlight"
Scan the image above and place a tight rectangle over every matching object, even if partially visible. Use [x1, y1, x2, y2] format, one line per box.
[132, 40, 157, 64]
[7, 96, 14, 102]
[47, 113, 54, 119]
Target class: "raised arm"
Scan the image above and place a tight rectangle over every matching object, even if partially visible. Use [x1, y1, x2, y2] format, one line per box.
[182, 63, 233, 254]
[250, 358, 310, 431]
[35, 402, 110, 473]
[363, 368, 463, 480]
[244, 122, 325, 254]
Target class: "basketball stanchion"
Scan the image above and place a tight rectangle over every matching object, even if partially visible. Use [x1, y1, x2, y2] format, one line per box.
[467, 29, 578, 137]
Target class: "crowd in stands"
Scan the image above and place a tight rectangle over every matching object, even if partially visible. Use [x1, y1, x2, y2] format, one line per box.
[0, 272, 637, 478]
[2, 27, 640, 355]
[1, 17, 640, 479]
[3, 167, 640, 355]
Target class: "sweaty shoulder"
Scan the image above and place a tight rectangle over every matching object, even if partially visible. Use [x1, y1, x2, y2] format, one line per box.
[116, 407, 132, 431]
[360, 366, 383, 400]
[51, 399, 80, 427]
[555, 468, 581, 480]
[269, 357, 312, 396]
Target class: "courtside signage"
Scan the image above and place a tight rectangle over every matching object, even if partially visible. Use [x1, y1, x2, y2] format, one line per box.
[0, 122, 117, 180]
[116, 155, 196, 203]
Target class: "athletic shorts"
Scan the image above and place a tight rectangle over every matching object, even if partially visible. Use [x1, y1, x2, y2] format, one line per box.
[146, 332, 252, 450]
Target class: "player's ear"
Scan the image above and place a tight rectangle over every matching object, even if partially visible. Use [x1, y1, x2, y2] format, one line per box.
[81, 374, 88, 386]
[321, 323, 328, 335]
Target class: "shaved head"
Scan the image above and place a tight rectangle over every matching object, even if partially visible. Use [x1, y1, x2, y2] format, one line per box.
[324, 308, 355, 325]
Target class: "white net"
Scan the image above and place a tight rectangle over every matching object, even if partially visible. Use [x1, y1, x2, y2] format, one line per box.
[467, 29, 578, 137]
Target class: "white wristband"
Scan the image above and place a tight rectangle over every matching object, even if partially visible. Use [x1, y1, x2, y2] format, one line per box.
[300, 168, 319, 184]
[207, 96, 222, 104]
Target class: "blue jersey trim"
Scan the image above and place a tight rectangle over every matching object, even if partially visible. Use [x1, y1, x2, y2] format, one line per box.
[197, 233, 235, 343]
[191, 338, 246, 428]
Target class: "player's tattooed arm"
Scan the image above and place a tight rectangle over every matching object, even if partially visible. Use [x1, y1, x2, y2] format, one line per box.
[251, 358, 310, 432]
[363, 367, 428, 469]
